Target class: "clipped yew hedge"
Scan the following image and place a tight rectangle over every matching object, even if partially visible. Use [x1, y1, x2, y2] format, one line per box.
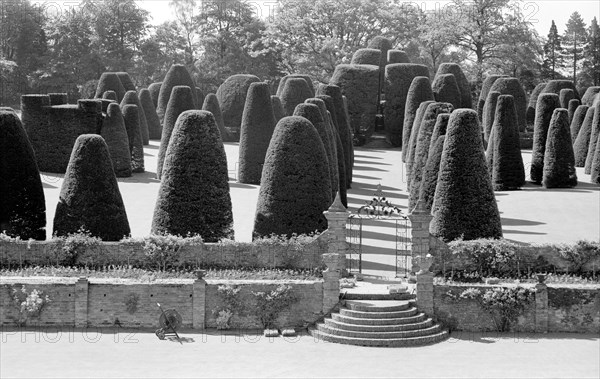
[559, 88, 575, 109]
[100, 103, 131, 178]
[542, 80, 580, 101]
[406, 100, 434, 187]
[482, 91, 501, 145]
[148, 82, 162, 108]
[478, 75, 507, 122]
[217, 74, 260, 140]
[584, 106, 600, 174]
[432, 74, 461, 109]
[526, 82, 546, 127]
[139, 88, 162, 140]
[402, 76, 434, 162]
[530, 93, 560, 183]
[202, 93, 228, 141]
[568, 99, 581, 126]
[271, 95, 284, 122]
[489, 77, 528, 132]
[351, 48, 382, 65]
[581, 86, 600, 106]
[94, 72, 126, 102]
[122, 104, 144, 174]
[387, 50, 410, 64]
[435, 63, 472, 108]
[418, 133, 446, 213]
[277, 75, 315, 98]
[570, 104, 589, 142]
[543, 109, 577, 188]
[280, 77, 313, 117]
[121, 90, 149, 145]
[573, 106, 596, 167]
[156, 64, 198, 122]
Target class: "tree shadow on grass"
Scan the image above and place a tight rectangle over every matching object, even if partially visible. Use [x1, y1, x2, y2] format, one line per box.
[501, 217, 546, 226]
[501, 229, 547, 235]
[521, 182, 599, 193]
[352, 174, 381, 180]
[144, 143, 159, 149]
[352, 165, 389, 172]
[119, 171, 160, 184]
[229, 182, 258, 189]
[353, 159, 391, 166]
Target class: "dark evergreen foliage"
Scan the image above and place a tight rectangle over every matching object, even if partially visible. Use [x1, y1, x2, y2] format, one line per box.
[428, 113, 450, 155]
[100, 103, 131, 178]
[590, 131, 600, 184]
[526, 82, 546, 127]
[238, 82, 278, 185]
[431, 74, 461, 109]
[367, 36, 392, 83]
[48, 93, 67, 106]
[121, 90, 149, 145]
[542, 109, 577, 188]
[277, 75, 315, 98]
[94, 72, 126, 102]
[568, 99, 581, 126]
[139, 88, 162, 140]
[531, 93, 561, 183]
[387, 50, 410, 64]
[271, 96, 284, 122]
[202, 93, 228, 141]
[430, 109, 502, 241]
[402, 76, 434, 162]
[573, 106, 596, 167]
[54, 134, 130, 241]
[351, 48, 381, 65]
[253, 116, 331, 238]
[102, 91, 117, 101]
[156, 65, 198, 122]
[406, 100, 435, 187]
[157, 86, 195, 179]
[116, 72, 136, 92]
[196, 87, 205, 110]
[0, 110, 46, 240]
[280, 77, 313, 116]
[100, 99, 114, 114]
[418, 134, 445, 213]
[152, 111, 233, 241]
[559, 88, 575, 109]
[122, 104, 144, 174]
[489, 77, 528, 132]
[148, 82, 162, 108]
[584, 106, 600, 174]
[570, 104, 589, 142]
[478, 75, 507, 122]
[581, 86, 600, 106]
[542, 80, 580, 100]
[482, 91, 501, 145]
[435, 63, 472, 108]
[216, 74, 260, 141]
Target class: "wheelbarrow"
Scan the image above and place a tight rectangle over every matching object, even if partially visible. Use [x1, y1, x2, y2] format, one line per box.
[155, 302, 182, 344]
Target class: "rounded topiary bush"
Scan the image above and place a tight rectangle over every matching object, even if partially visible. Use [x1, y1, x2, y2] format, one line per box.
[406, 100, 435, 186]
[431, 74, 461, 110]
[430, 109, 502, 241]
[121, 90, 149, 145]
[590, 133, 600, 184]
[489, 77, 528, 132]
[238, 82, 278, 185]
[570, 104, 589, 142]
[367, 35, 393, 53]
[530, 93, 561, 183]
[94, 72, 126, 102]
[253, 116, 331, 238]
[195, 87, 205, 110]
[54, 134, 130, 241]
[122, 104, 144, 173]
[351, 48, 382, 65]
[216, 74, 260, 140]
[139, 88, 162, 140]
[436, 63, 472, 108]
[573, 106, 596, 167]
[542, 80, 580, 100]
[102, 91, 117, 101]
[526, 82, 546, 127]
[568, 99, 581, 126]
[402, 76, 434, 162]
[280, 77, 314, 116]
[202, 93, 228, 141]
[584, 106, 600, 174]
[489, 95, 526, 190]
[152, 111, 233, 241]
[542, 109, 577, 188]
[116, 72, 136, 92]
[0, 109, 46, 240]
[581, 86, 600, 106]
[271, 95, 284, 122]
[277, 75, 315, 98]
[560, 88, 575, 109]
[387, 50, 410, 64]
[294, 103, 337, 200]
[383, 63, 430, 147]
[482, 91, 501, 145]
[418, 134, 445, 213]
[148, 82, 162, 108]
[157, 86, 195, 179]
[100, 103, 131, 178]
[429, 113, 450, 154]
[156, 65, 198, 122]
[478, 75, 507, 122]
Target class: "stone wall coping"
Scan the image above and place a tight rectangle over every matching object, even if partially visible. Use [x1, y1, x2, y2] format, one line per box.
[436, 282, 600, 290]
[205, 279, 323, 285]
[0, 277, 324, 286]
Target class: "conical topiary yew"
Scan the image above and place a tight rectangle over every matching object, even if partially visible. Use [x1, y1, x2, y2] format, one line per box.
[483, 91, 501, 145]
[116, 72, 136, 92]
[573, 106, 596, 167]
[53, 134, 130, 241]
[479, 75, 507, 122]
[430, 109, 502, 242]
[121, 90, 149, 145]
[542, 80, 580, 100]
[402, 76, 434, 162]
[216, 74, 260, 140]
[581, 86, 600, 106]
[202, 93, 228, 141]
[568, 99, 581, 126]
[100, 103, 131, 178]
[584, 106, 600, 174]
[590, 131, 600, 184]
[238, 82, 278, 185]
[559, 88, 575, 109]
[489, 77, 528, 132]
[351, 48, 381, 65]
[542, 109, 577, 188]
[431, 74, 461, 110]
[139, 88, 162, 140]
[280, 77, 313, 117]
[102, 91, 117, 101]
[406, 100, 435, 187]
[148, 82, 162, 108]
[94, 72, 126, 102]
[152, 111, 233, 241]
[156, 65, 198, 122]
[418, 134, 445, 213]
[122, 104, 144, 173]
[570, 104, 589, 142]
[276, 75, 315, 98]
[526, 82, 546, 127]
[435, 63, 472, 108]
[253, 116, 331, 238]
[530, 93, 561, 183]
[271, 95, 284, 122]
[0, 109, 46, 240]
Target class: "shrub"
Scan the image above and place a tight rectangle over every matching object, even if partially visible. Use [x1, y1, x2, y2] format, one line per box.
[195, 87, 205, 110]
[489, 77, 528, 132]
[141, 233, 203, 271]
[489, 95, 526, 190]
[482, 91, 501, 145]
[573, 106, 595, 167]
[280, 77, 313, 117]
[383, 63, 430, 147]
[148, 82, 162, 108]
[584, 106, 600, 174]
[590, 135, 600, 184]
[253, 116, 331, 238]
[100, 103, 132, 178]
[430, 109, 502, 241]
[431, 74, 461, 110]
[581, 86, 600, 106]
[53, 134, 131, 241]
[418, 133, 446, 213]
[271, 95, 284, 122]
[216, 74, 260, 140]
[436, 63, 472, 108]
[120, 90, 149, 145]
[156, 86, 195, 179]
[478, 75, 507, 122]
[559, 88, 575, 109]
[139, 88, 162, 140]
[294, 103, 337, 201]
[571, 105, 590, 143]
[402, 76, 434, 162]
[8, 284, 51, 326]
[122, 104, 144, 173]
[530, 93, 560, 183]
[238, 82, 278, 185]
[525, 82, 546, 127]
[0, 109, 46, 240]
[406, 100, 435, 187]
[116, 72, 135, 91]
[350, 48, 381, 65]
[387, 50, 410, 64]
[276, 75, 315, 98]
[409, 102, 453, 209]
[542, 80, 580, 100]
[156, 64, 198, 122]
[152, 111, 233, 241]
[102, 91, 117, 101]
[94, 72, 126, 102]
[567, 99, 581, 126]
[543, 109, 577, 188]
[367, 35, 393, 55]
[252, 284, 298, 329]
[201, 93, 228, 141]
[558, 240, 600, 273]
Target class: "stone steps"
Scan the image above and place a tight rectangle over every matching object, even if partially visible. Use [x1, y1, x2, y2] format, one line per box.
[345, 300, 410, 312]
[332, 312, 427, 325]
[324, 317, 433, 332]
[339, 306, 418, 319]
[341, 292, 416, 301]
[309, 329, 449, 348]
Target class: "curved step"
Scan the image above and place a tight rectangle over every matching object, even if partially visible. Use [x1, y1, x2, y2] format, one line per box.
[316, 323, 441, 339]
[342, 293, 416, 301]
[309, 328, 449, 347]
[324, 317, 433, 332]
[345, 300, 410, 312]
[332, 312, 427, 325]
[340, 307, 418, 319]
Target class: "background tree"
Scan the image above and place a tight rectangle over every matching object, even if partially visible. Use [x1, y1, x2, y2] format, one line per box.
[583, 17, 600, 86]
[562, 12, 587, 85]
[541, 20, 564, 80]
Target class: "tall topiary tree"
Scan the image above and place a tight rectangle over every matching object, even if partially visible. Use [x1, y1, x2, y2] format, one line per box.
[482, 91, 501, 145]
[435, 63, 472, 108]
[559, 88, 575, 109]
[351, 48, 381, 65]
[276, 75, 315, 98]
[280, 77, 314, 116]
[102, 91, 117, 101]
[531, 93, 561, 183]
[384, 63, 430, 147]
[402, 76, 434, 162]
[122, 104, 144, 173]
[139, 88, 162, 140]
[581, 86, 600, 106]
[148, 82, 162, 108]
[570, 104, 589, 141]
[489, 77, 528, 132]
[590, 133, 600, 184]
[584, 106, 600, 174]
[418, 134, 446, 213]
[430, 109, 502, 241]
[152, 111, 233, 241]
[216, 74, 260, 141]
[54, 134, 130, 241]
[100, 103, 131, 178]
[478, 75, 507, 122]
[387, 50, 410, 64]
[253, 116, 331, 238]
[121, 90, 149, 145]
[157, 86, 195, 179]
[431, 74, 461, 109]
[238, 82, 278, 185]
[271, 95, 284, 122]
[542, 109, 577, 188]
[0, 110, 46, 240]
[573, 106, 596, 167]
[202, 93, 228, 141]
[406, 100, 435, 186]
[156, 65, 198, 122]
[568, 99, 581, 125]
[195, 87, 205, 110]
[94, 72, 126, 102]
[489, 95, 526, 190]
[116, 72, 136, 92]
[542, 80, 580, 100]
[367, 36, 392, 84]
[526, 82, 547, 127]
